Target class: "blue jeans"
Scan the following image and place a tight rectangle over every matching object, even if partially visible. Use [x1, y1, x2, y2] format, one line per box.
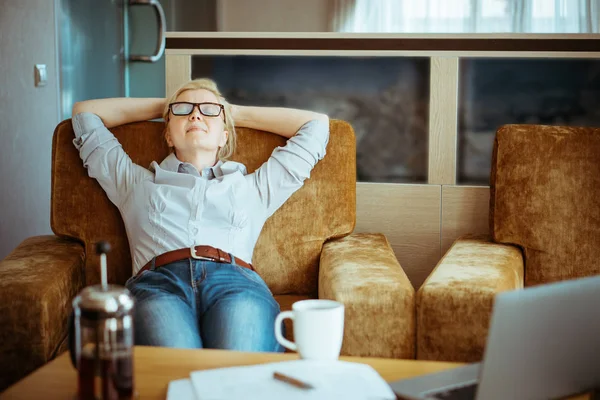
[125, 257, 283, 352]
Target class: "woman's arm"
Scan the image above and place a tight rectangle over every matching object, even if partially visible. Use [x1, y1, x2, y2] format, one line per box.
[70, 99, 160, 206]
[231, 105, 328, 138]
[239, 105, 330, 218]
[72, 98, 164, 128]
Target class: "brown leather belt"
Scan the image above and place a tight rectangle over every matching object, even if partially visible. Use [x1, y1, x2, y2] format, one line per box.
[138, 245, 254, 276]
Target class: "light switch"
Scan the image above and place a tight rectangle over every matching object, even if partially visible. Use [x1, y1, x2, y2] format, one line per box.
[34, 64, 47, 87]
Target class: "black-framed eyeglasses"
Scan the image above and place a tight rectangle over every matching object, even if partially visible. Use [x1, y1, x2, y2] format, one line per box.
[169, 102, 225, 120]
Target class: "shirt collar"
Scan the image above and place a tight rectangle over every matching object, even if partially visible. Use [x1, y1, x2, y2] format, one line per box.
[158, 153, 247, 178]
[159, 153, 184, 173]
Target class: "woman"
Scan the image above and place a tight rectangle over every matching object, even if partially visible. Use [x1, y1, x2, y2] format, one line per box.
[71, 78, 329, 352]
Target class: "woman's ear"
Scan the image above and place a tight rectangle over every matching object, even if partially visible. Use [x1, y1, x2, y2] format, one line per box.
[219, 130, 229, 148]
[165, 129, 173, 148]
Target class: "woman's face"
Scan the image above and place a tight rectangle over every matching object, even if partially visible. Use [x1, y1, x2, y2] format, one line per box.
[166, 89, 228, 156]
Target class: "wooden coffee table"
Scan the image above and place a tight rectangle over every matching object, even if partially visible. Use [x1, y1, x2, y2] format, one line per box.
[0, 346, 591, 399]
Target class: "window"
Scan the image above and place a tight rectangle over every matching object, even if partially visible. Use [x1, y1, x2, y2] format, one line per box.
[333, 0, 599, 33]
[458, 58, 600, 185]
[192, 55, 431, 183]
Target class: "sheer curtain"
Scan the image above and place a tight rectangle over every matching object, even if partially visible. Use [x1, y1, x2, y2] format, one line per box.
[331, 0, 600, 33]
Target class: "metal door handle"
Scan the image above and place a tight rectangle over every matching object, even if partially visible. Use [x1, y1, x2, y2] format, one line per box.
[129, 0, 166, 63]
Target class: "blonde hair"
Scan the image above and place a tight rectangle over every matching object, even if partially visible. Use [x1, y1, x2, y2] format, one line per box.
[163, 78, 236, 161]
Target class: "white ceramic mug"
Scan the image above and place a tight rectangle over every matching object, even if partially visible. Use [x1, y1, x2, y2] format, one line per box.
[274, 299, 344, 360]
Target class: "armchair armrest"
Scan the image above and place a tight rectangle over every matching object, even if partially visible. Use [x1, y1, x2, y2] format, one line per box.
[318, 233, 415, 359]
[416, 235, 524, 363]
[0, 235, 85, 391]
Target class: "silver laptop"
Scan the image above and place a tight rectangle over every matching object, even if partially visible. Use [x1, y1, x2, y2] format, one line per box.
[391, 275, 600, 400]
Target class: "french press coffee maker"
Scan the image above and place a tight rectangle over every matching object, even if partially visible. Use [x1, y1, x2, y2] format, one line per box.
[69, 241, 136, 400]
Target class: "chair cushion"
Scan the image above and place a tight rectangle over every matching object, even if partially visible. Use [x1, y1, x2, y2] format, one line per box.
[490, 124, 600, 286]
[0, 235, 85, 391]
[51, 119, 356, 294]
[319, 233, 415, 359]
[416, 235, 524, 362]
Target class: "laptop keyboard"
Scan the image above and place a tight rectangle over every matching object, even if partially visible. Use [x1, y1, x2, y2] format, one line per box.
[429, 383, 479, 400]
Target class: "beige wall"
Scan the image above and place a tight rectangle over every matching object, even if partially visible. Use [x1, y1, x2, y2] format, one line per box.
[217, 0, 331, 32]
[0, 0, 58, 259]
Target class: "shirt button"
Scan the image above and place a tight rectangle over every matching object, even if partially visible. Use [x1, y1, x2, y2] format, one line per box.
[191, 227, 199, 235]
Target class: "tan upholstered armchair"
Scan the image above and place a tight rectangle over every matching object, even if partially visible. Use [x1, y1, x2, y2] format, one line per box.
[416, 124, 600, 363]
[0, 119, 415, 391]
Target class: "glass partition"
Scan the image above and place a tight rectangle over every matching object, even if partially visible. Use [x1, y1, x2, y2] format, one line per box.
[458, 58, 600, 185]
[192, 56, 430, 183]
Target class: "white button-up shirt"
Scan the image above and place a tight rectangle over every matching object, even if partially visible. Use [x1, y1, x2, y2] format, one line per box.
[72, 113, 329, 275]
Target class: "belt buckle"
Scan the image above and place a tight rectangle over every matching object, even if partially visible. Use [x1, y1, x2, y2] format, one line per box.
[190, 246, 213, 261]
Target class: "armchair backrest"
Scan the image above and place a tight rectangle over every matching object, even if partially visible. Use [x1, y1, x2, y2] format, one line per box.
[490, 124, 600, 286]
[51, 120, 356, 295]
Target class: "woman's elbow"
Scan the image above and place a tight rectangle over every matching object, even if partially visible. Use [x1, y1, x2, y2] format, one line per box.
[72, 102, 84, 117]
[315, 113, 329, 125]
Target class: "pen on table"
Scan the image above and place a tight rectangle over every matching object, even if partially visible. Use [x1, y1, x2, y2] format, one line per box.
[273, 371, 314, 390]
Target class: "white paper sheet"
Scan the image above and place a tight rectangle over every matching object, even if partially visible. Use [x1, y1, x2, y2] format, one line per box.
[167, 378, 197, 400]
[188, 360, 396, 400]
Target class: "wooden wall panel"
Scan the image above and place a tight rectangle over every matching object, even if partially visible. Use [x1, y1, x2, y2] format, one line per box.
[428, 56, 459, 185]
[441, 186, 490, 254]
[165, 55, 191, 97]
[356, 183, 441, 289]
